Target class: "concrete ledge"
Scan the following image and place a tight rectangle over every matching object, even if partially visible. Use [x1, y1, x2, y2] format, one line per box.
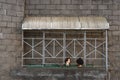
[10, 67, 107, 80]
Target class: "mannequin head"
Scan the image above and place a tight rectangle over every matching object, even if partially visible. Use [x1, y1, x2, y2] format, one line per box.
[65, 57, 71, 66]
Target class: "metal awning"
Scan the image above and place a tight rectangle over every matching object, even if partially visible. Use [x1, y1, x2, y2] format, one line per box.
[22, 16, 109, 30]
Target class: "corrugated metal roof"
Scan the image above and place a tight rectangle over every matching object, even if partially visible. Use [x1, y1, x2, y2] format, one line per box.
[22, 17, 109, 30]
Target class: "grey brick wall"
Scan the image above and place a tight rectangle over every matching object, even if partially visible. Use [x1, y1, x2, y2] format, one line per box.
[0, 0, 120, 80]
[25, 0, 120, 79]
[0, 0, 24, 80]
[25, 0, 120, 49]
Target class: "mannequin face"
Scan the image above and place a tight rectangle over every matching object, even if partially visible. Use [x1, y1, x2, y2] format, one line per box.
[66, 58, 71, 66]
[67, 59, 71, 63]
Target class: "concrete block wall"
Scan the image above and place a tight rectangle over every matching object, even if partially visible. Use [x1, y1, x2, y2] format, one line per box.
[11, 68, 107, 80]
[0, 0, 24, 80]
[25, 0, 120, 79]
[25, 0, 120, 64]
[0, 0, 120, 80]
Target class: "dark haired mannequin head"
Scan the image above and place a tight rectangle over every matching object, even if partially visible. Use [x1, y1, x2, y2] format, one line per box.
[65, 57, 71, 66]
[76, 58, 84, 67]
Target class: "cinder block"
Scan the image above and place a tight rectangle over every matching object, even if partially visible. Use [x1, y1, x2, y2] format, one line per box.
[61, 0, 71, 4]
[113, 10, 120, 15]
[16, 34, 22, 40]
[7, 22, 16, 27]
[91, 10, 103, 15]
[0, 28, 1, 32]
[11, 40, 21, 46]
[109, 16, 119, 20]
[71, 10, 81, 16]
[7, 10, 17, 16]
[25, 10, 29, 15]
[103, 10, 112, 15]
[113, 0, 120, 4]
[80, 5, 95, 9]
[6, 45, 16, 51]
[2, 16, 11, 22]
[40, 0, 51, 4]
[71, 0, 82, 4]
[17, 12, 24, 17]
[2, 3, 12, 10]
[4, 34, 17, 40]
[108, 5, 118, 9]
[90, 5, 98, 9]
[113, 20, 120, 26]
[92, 0, 102, 4]
[56, 5, 66, 9]
[67, 5, 79, 9]
[0, 15, 2, 21]
[36, 5, 46, 9]
[110, 26, 119, 30]
[16, 0, 25, 6]
[82, 0, 91, 4]
[0, 52, 11, 58]
[82, 10, 91, 15]
[51, 0, 61, 4]
[29, 10, 39, 15]
[0, 0, 6, 2]
[0, 9, 5, 15]
[6, 0, 17, 4]
[50, 10, 60, 15]
[0, 45, 6, 51]
[2, 28, 12, 34]
[2, 39, 12, 45]
[0, 40, 4, 45]
[61, 10, 72, 15]
[109, 43, 120, 51]
[0, 62, 11, 71]
[103, 0, 112, 4]
[15, 6, 24, 12]
[46, 5, 56, 9]
[98, 5, 108, 9]
[0, 3, 2, 8]
[0, 22, 7, 27]
[12, 16, 23, 22]
[29, 0, 40, 4]
[10, 34, 17, 40]
[0, 33, 3, 39]
[39, 10, 50, 15]
[25, 0, 30, 4]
